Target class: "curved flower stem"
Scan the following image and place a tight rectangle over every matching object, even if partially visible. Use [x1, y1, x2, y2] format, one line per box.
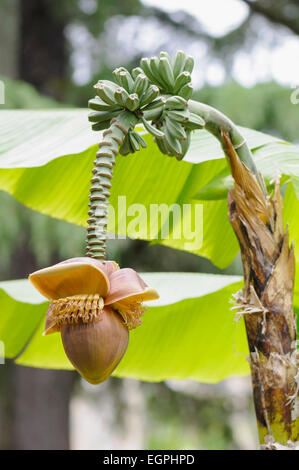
[188, 99, 265, 193]
[189, 99, 299, 447]
[86, 110, 138, 260]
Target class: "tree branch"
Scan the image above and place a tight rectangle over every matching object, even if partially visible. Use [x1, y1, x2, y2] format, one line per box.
[242, 0, 299, 36]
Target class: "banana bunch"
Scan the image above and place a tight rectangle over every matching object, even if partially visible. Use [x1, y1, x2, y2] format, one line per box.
[119, 129, 147, 156]
[88, 68, 160, 131]
[88, 51, 205, 160]
[140, 50, 194, 96]
[152, 96, 205, 160]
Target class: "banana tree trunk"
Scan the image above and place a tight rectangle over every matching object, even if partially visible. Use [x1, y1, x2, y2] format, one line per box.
[223, 131, 299, 448]
[186, 100, 299, 448]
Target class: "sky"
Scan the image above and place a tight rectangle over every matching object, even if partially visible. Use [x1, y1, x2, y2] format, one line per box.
[142, 0, 249, 37]
[142, 0, 299, 88]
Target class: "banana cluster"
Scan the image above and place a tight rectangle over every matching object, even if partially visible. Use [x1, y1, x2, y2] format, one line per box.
[140, 50, 194, 96]
[88, 51, 205, 160]
[144, 96, 204, 159]
[88, 69, 160, 131]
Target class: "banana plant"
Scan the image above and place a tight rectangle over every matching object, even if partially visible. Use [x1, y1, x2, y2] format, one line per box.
[1, 51, 299, 449]
[81, 51, 299, 449]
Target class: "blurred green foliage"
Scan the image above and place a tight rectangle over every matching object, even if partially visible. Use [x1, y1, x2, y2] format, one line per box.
[195, 81, 298, 143]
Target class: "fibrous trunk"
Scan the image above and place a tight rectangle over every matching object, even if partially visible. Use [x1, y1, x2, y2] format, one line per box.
[223, 131, 299, 448]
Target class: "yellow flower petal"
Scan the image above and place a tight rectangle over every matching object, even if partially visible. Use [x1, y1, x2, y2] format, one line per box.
[29, 261, 110, 300]
[104, 268, 159, 306]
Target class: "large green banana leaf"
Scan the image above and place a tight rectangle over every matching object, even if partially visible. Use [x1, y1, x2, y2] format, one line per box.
[1, 110, 298, 270]
[0, 274, 251, 383]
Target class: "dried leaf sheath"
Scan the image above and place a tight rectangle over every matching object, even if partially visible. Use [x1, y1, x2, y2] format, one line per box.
[222, 130, 299, 445]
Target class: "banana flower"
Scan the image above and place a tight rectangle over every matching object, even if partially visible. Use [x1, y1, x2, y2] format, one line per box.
[29, 257, 159, 384]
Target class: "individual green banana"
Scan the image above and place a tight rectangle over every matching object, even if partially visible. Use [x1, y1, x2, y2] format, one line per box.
[140, 84, 160, 106]
[112, 67, 130, 87]
[88, 110, 120, 123]
[119, 70, 134, 93]
[159, 57, 175, 91]
[142, 96, 165, 111]
[178, 82, 193, 100]
[94, 82, 117, 105]
[133, 73, 148, 97]
[179, 129, 191, 159]
[185, 112, 205, 129]
[141, 117, 165, 138]
[140, 58, 159, 85]
[173, 71, 191, 94]
[165, 96, 187, 110]
[167, 109, 190, 123]
[173, 50, 187, 78]
[98, 79, 120, 92]
[159, 51, 172, 63]
[165, 116, 187, 140]
[142, 96, 165, 120]
[131, 130, 147, 149]
[129, 130, 146, 152]
[149, 57, 168, 89]
[119, 133, 134, 155]
[91, 120, 111, 131]
[131, 67, 144, 80]
[183, 56, 195, 74]
[125, 93, 140, 111]
[155, 135, 168, 155]
[114, 87, 130, 107]
[88, 97, 117, 111]
[164, 124, 183, 156]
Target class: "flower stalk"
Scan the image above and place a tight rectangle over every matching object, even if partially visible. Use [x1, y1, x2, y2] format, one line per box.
[86, 111, 138, 260]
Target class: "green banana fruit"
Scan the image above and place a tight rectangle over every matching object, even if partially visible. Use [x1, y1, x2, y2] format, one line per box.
[149, 57, 168, 89]
[88, 110, 120, 123]
[179, 129, 191, 159]
[159, 51, 172, 63]
[165, 96, 187, 110]
[88, 97, 117, 111]
[173, 50, 187, 78]
[91, 120, 111, 131]
[178, 82, 193, 100]
[159, 57, 175, 90]
[140, 85, 160, 106]
[140, 58, 159, 85]
[173, 71, 191, 94]
[164, 125, 183, 156]
[114, 87, 130, 107]
[119, 70, 134, 93]
[167, 109, 190, 123]
[129, 131, 145, 152]
[165, 116, 187, 140]
[185, 112, 205, 129]
[154, 135, 168, 155]
[119, 133, 134, 155]
[141, 117, 165, 138]
[183, 56, 195, 74]
[94, 82, 117, 105]
[133, 73, 148, 97]
[131, 67, 144, 80]
[131, 130, 147, 149]
[125, 93, 140, 111]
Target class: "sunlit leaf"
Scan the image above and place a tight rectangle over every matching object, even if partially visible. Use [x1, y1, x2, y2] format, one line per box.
[0, 110, 297, 269]
[0, 274, 251, 382]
